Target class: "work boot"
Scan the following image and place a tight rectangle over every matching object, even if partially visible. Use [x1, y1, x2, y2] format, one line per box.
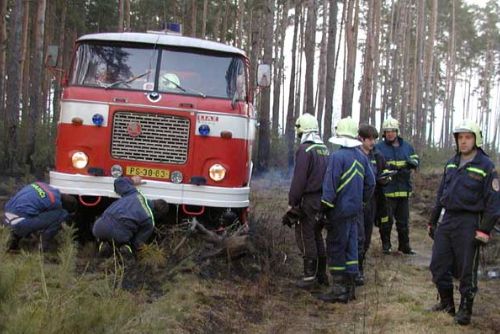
[397, 227, 415, 255]
[97, 241, 113, 258]
[355, 259, 365, 286]
[316, 256, 329, 287]
[429, 288, 455, 316]
[454, 295, 474, 326]
[316, 274, 349, 304]
[118, 244, 135, 261]
[7, 234, 21, 251]
[347, 273, 356, 300]
[380, 230, 392, 254]
[296, 258, 318, 290]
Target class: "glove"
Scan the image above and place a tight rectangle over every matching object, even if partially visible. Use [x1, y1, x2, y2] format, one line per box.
[281, 213, 293, 228]
[406, 159, 418, 169]
[281, 207, 301, 228]
[427, 223, 436, 240]
[474, 230, 490, 246]
[320, 201, 334, 214]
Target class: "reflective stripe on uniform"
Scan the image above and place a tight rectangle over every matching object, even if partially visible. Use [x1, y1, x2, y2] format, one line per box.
[380, 216, 389, 223]
[346, 260, 358, 265]
[305, 143, 328, 155]
[446, 163, 457, 169]
[466, 167, 487, 177]
[387, 160, 407, 168]
[4, 212, 26, 226]
[137, 190, 155, 226]
[410, 154, 419, 159]
[338, 160, 365, 192]
[385, 191, 411, 198]
[329, 266, 346, 271]
[321, 200, 334, 208]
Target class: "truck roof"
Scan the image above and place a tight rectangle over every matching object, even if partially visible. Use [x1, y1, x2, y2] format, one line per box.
[77, 32, 246, 57]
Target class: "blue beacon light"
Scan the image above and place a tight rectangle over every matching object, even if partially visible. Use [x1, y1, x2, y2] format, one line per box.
[92, 113, 104, 127]
[198, 124, 210, 136]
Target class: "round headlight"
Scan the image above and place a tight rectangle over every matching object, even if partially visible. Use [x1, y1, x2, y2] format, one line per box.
[110, 164, 123, 178]
[209, 164, 226, 182]
[71, 152, 88, 169]
[198, 124, 210, 136]
[92, 113, 104, 126]
[170, 171, 183, 184]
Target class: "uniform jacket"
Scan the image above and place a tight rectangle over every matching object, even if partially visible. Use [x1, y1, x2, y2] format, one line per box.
[97, 177, 155, 247]
[4, 182, 62, 217]
[364, 148, 389, 223]
[430, 149, 500, 232]
[322, 146, 375, 220]
[288, 141, 329, 208]
[375, 137, 419, 197]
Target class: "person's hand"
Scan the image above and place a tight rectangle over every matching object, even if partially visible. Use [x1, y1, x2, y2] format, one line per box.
[131, 176, 144, 186]
[427, 223, 436, 240]
[474, 230, 490, 246]
[320, 201, 334, 214]
[406, 159, 418, 169]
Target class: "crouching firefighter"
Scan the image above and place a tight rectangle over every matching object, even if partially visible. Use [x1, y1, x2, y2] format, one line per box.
[3, 182, 77, 252]
[428, 120, 500, 326]
[92, 176, 170, 257]
[282, 113, 329, 290]
[317, 118, 375, 303]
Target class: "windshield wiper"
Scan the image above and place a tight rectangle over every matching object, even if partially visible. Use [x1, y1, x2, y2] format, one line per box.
[105, 70, 151, 89]
[163, 77, 206, 98]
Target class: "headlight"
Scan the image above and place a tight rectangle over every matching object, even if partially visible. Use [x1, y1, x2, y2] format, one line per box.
[209, 164, 226, 182]
[170, 171, 183, 183]
[71, 152, 88, 169]
[110, 165, 123, 178]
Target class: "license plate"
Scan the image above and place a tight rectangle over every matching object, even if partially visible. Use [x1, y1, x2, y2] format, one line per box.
[126, 166, 170, 179]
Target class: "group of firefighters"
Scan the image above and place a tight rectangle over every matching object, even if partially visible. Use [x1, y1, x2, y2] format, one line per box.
[1, 113, 499, 326]
[284, 114, 500, 326]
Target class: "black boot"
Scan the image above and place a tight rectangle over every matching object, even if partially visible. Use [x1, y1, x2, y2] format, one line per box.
[347, 273, 356, 301]
[316, 256, 329, 287]
[8, 233, 21, 251]
[296, 258, 318, 290]
[429, 288, 455, 316]
[355, 258, 365, 286]
[316, 274, 349, 304]
[454, 295, 474, 326]
[397, 227, 415, 255]
[380, 229, 392, 254]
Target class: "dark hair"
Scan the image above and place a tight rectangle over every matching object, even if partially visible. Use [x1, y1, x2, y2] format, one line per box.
[152, 199, 169, 223]
[61, 194, 78, 213]
[358, 124, 379, 139]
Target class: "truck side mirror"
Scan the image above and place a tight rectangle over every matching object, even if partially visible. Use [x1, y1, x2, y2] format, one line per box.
[45, 45, 59, 67]
[257, 64, 271, 88]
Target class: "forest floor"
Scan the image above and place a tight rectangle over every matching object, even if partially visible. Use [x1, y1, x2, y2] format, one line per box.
[1, 171, 499, 333]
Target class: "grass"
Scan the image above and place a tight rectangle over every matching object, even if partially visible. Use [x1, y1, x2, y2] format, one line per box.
[0, 172, 499, 333]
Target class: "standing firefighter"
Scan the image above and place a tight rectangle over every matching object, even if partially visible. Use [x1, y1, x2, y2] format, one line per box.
[3, 182, 77, 252]
[428, 120, 500, 326]
[282, 113, 329, 289]
[355, 124, 390, 285]
[317, 118, 375, 303]
[375, 117, 419, 254]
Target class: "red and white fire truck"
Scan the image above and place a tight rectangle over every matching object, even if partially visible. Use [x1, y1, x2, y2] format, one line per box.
[50, 32, 264, 227]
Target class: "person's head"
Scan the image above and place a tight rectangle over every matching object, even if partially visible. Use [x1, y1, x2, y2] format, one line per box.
[295, 113, 319, 139]
[453, 120, 482, 155]
[61, 194, 78, 214]
[159, 73, 181, 90]
[358, 124, 379, 151]
[381, 117, 399, 143]
[152, 199, 169, 223]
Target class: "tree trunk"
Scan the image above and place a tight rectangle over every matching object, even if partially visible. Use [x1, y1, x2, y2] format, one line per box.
[124, 0, 131, 31]
[304, 0, 317, 115]
[4, 0, 24, 172]
[0, 0, 7, 116]
[341, 0, 359, 118]
[201, 0, 208, 37]
[359, 0, 375, 124]
[256, 0, 274, 173]
[26, 0, 47, 169]
[423, 0, 437, 146]
[191, 0, 197, 37]
[323, 0, 338, 141]
[286, 1, 301, 172]
[316, 0, 328, 134]
[369, 0, 381, 125]
[118, 0, 124, 32]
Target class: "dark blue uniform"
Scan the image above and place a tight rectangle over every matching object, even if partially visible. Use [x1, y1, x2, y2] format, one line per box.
[375, 137, 419, 252]
[92, 177, 155, 250]
[3, 182, 69, 248]
[430, 149, 500, 297]
[322, 147, 375, 277]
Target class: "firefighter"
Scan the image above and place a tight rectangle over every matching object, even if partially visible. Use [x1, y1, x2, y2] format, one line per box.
[92, 176, 169, 257]
[375, 117, 419, 254]
[3, 182, 77, 252]
[355, 124, 390, 285]
[428, 120, 500, 326]
[317, 117, 375, 303]
[282, 113, 329, 289]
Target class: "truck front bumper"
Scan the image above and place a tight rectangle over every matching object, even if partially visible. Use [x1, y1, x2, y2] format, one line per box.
[50, 171, 249, 208]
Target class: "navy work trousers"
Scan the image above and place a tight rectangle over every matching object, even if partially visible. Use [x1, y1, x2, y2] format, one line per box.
[326, 212, 359, 276]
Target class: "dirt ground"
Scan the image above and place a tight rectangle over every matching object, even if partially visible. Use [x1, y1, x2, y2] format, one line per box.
[1, 171, 499, 333]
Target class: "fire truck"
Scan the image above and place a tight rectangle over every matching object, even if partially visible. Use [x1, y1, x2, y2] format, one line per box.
[50, 32, 266, 229]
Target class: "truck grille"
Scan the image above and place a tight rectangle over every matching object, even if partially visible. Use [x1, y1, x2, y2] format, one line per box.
[111, 111, 190, 164]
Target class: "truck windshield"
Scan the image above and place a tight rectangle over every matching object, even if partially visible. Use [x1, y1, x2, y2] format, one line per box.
[70, 42, 247, 100]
